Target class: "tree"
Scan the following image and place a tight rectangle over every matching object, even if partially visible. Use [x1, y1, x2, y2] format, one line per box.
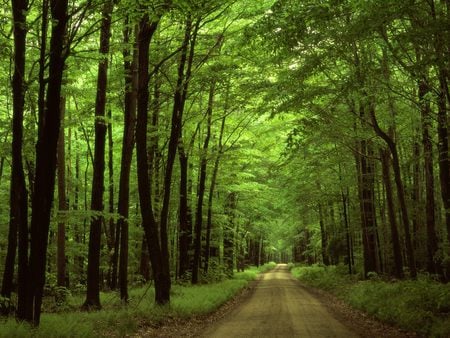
[21, 0, 69, 324]
[83, 0, 115, 310]
[135, 7, 170, 305]
[2, 0, 28, 306]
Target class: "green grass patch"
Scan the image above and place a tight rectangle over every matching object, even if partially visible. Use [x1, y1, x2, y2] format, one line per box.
[291, 265, 450, 337]
[257, 261, 277, 273]
[0, 265, 274, 337]
[234, 261, 277, 281]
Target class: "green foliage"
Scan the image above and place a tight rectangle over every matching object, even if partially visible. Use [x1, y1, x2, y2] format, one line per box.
[233, 262, 276, 281]
[0, 279, 249, 337]
[346, 278, 450, 337]
[292, 266, 450, 337]
[170, 279, 247, 317]
[291, 264, 356, 292]
[257, 261, 277, 273]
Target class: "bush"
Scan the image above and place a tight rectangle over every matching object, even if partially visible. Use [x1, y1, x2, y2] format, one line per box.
[257, 262, 277, 273]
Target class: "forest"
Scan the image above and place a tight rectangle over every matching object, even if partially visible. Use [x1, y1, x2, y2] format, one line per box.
[0, 0, 449, 336]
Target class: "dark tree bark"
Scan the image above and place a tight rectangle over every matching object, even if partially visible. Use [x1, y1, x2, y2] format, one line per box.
[136, 12, 170, 305]
[116, 21, 138, 302]
[2, 0, 28, 306]
[317, 198, 329, 266]
[411, 140, 422, 252]
[178, 144, 193, 278]
[57, 97, 68, 287]
[204, 115, 226, 273]
[380, 148, 404, 278]
[224, 192, 237, 276]
[370, 110, 416, 278]
[430, 0, 450, 251]
[106, 107, 114, 265]
[37, 0, 49, 134]
[21, 0, 68, 325]
[192, 82, 214, 284]
[350, 43, 380, 277]
[341, 189, 353, 274]
[179, 19, 200, 280]
[83, 0, 114, 310]
[356, 138, 379, 277]
[419, 79, 444, 277]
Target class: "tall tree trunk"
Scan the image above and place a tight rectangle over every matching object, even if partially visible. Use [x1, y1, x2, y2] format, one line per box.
[23, 0, 68, 325]
[204, 115, 226, 273]
[419, 79, 444, 277]
[57, 96, 68, 287]
[341, 188, 353, 274]
[136, 13, 169, 305]
[357, 138, 379, 277]
[116, 21, 138, 302]
[83, 0, 114, 310]
[106, 107, 114, 288]
[317, 199, 329, 266]
[380, 148, 404, 278]
[192, 82, 214, 284]
[411, 140, 422, 253]
[370, 109, 416, 278]
[224, 192, 237, 276]
[161, 18, 197, 284]
[178, 144, 192, 278]
[431, 0, 450, 251]
[2, 0, 28, 308]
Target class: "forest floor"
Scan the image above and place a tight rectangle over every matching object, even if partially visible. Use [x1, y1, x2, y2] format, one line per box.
[134, 264, 419, 337]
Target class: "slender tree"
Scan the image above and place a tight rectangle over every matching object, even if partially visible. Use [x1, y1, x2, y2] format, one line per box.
[135, 9, 170, 305]
[57, 96, 68, 287]
[2, 0, 28, 306]
[21, 0, 68, 324]
[116, 21, 138, 302]
[83, 0, 115, 310]
[192, 81, 215, 283]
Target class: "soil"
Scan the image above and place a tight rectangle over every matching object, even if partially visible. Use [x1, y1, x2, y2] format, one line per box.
[132, 264, 421, 337]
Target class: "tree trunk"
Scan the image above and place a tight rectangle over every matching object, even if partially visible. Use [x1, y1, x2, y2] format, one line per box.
[23, 0, 68, 325]
[411, 140, 422, 254]
[431, 0, 450, 251]
[370, 109, 416, 278]
[224, 192, 237, 276]
[317, 199, 329, 266]
[83, 0, 114, 310]
[357, 138, 379, 277]
[116, 21, 138, 302]
[419, 79, 444, 277]
[136, 13, 170, 305]
[106, 107, 114, 289]
[192, 82, 214, 283]
[57, 96, 68, 287]
[380, 148, 404, 278]
[204, 115, 226, 273]
[178, 145, 192, 278]
[2, 0, 28, 308]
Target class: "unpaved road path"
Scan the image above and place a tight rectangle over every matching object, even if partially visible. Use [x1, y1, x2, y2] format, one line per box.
[201, 264, 357, 338]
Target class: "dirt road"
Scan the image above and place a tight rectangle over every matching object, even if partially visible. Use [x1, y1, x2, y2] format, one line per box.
[201, 264, 357, 338]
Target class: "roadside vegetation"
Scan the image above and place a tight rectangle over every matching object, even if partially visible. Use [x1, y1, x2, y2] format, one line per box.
[290, 265, 450, 337]
[0, 263, 275, 337]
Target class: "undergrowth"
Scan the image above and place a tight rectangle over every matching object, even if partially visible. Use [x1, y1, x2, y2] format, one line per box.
[290, 264, 450, 337]
[0, 263, 276, 337]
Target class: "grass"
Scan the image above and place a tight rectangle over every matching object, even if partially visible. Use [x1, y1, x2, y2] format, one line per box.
[290, 264, 450, 337]
[234, 261, 277, 281]
[0, 263, 277, 337]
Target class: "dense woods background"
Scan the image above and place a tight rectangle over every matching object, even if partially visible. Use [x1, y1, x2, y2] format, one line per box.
[0, 0, 449, 328]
